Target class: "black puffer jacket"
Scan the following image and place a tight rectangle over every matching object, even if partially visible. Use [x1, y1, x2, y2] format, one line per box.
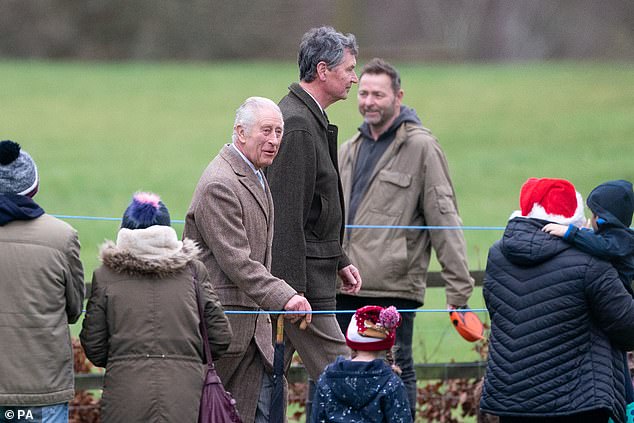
[481, 217, 634, 423]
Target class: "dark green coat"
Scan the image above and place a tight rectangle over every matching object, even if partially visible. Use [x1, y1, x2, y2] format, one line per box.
[80, 232, 231, 423]
[266, 83, 350, 311]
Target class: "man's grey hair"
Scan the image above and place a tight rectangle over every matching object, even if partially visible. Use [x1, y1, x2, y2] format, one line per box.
[232, 97, 283, 143]
[298, 26, 358, 83]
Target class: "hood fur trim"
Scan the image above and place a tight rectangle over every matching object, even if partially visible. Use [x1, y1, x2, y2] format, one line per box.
[100, 237, 201, 277]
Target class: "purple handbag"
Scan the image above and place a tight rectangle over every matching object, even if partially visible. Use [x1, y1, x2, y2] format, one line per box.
[192, 266, 243, 423]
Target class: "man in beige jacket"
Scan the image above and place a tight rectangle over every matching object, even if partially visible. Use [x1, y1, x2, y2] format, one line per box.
[184, 97, 312, 423]
[0, 140, 85, 422]
[336, 59, 475, 419]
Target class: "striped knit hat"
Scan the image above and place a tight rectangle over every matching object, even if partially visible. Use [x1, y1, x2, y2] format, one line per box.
[0, 140, 39, 197]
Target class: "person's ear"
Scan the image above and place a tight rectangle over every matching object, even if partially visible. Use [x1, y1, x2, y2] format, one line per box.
[316, 61, 328, 81]
[235, 125, 247, 144]
[394, 89, 404, 108]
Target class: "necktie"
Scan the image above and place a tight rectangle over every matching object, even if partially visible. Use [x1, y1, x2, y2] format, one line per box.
[256, 170, 265, 190]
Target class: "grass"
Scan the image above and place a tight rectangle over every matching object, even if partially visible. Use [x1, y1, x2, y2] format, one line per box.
[3, 59, 634, 367]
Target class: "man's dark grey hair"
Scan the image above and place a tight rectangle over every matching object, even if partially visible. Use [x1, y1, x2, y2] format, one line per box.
[298, 26, 358, 83]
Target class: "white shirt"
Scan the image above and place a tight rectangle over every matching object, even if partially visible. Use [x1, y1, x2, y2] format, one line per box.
[231, 143, 265, 190]
[302, 86, 326, 117]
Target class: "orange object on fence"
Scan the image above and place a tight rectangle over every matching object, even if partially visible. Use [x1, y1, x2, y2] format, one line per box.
[449, 309, 484, 342]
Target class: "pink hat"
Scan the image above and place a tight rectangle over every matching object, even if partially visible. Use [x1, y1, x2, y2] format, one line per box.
[345, 305, 401, 352]
[518, 178, 585, 226]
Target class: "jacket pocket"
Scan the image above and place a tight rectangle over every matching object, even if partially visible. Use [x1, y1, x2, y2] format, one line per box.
[388, 235, 409, 278]
[379, 170, 411, 188]
[307, 194, 330, 238]
[434, 185, 457, 214]
[305, 239, 342, 258]
[370, 170, 412, 217]
[222, 314, 256, 356]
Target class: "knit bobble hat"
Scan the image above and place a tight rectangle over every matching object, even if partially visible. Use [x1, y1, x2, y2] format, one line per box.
[121, 192, 171, 230]
[0, 140, 39, 196]
[518, 177, 586, 226]
[345, 305, 401, 352]
[586, 180, 634, 228]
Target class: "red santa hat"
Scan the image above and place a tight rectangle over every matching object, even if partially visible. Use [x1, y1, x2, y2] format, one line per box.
[345, 305, 401, 352]
[517, 177, 586, 226]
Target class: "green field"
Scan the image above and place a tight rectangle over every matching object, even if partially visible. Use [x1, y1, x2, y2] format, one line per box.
[2, 59, 633, 365]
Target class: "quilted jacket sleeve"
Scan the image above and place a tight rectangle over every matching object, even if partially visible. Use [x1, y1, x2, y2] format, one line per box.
[585, 257, 634, 350]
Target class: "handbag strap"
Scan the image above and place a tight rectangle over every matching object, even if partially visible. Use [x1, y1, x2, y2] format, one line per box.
[190, 263, 214, 368]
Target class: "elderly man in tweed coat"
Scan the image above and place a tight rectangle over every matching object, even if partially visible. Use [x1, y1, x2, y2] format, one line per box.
[183, 97, 312, 423]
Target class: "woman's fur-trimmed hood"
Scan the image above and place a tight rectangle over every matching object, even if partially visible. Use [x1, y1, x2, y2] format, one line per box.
[99, 226, 201, 277]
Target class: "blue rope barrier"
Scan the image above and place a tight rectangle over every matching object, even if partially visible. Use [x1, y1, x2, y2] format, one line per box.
[81, 308, 488, 314]
[59, 213, 494, 315]
[224, 308, 488, 314]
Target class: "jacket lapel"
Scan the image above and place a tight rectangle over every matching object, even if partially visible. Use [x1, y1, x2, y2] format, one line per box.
[289, 83, 347, 242]
[220, 145, 270, 221]
[263, 172, 275, 268]
[289, 83, 329, 130]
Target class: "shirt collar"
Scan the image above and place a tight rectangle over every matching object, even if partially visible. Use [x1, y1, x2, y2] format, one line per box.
[301, 86, 325, 116]
[231, 143, 260, 175]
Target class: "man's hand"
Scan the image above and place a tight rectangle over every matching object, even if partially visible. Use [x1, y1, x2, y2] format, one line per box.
[447, 304, 467, 312]
[284, 294, 312, 325]
[542, 223, 567, 238]
[338, 264, 362, 294]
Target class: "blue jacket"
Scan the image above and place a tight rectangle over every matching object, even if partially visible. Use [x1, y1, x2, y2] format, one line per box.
[310, 356, 412, 423]
[481, 217, 634, 423]
[564, 180, 634, 293]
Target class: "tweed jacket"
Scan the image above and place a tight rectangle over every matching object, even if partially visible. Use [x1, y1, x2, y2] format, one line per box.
[265, 83, 351, 311]
[183, 144, 297, 421]
[0, 213, 84, 406]
[481, 217, 634, 423]
[339, 121, 473, 306]
[80, 227, 231, 422]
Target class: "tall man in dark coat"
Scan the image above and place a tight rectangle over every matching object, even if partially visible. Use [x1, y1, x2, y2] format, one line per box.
[184, 97, 312, 423]
[265, 26, 363, 386]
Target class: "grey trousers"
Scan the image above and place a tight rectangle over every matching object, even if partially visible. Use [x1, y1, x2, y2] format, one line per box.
[279, 313, 350, 381]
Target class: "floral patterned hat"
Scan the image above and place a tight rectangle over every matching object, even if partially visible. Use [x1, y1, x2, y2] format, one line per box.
[345, 305, 401, 351]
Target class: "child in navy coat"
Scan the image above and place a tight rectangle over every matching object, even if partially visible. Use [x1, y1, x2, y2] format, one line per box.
[310, 305, 412, 423]
[543, 179, 634, 292]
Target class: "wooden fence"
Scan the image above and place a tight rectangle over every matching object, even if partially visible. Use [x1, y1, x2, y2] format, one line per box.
[75, 362, 487, 390]
[76, 270, 487, 390]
